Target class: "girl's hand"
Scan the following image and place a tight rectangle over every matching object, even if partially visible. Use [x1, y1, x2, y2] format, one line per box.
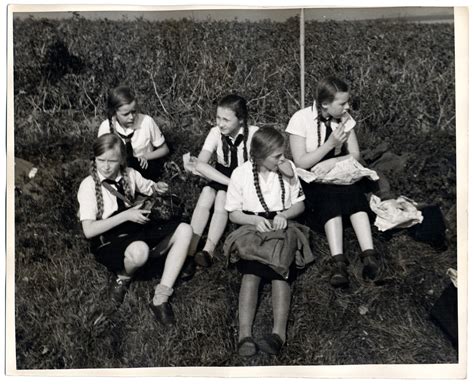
[153, 181, 169, 195]
[272, 213, 288, 230]
[125, 203, 151, 224]
[255, 217, 273, 233]
[311, 161, 334, 176]
[327, 125, 349, 148]
[138, 157, 149, 169]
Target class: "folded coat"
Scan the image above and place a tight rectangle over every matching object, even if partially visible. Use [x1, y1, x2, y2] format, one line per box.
[223, 221, 315, 279]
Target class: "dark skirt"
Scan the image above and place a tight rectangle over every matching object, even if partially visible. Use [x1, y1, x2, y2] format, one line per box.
[90, 218, 180, 274]
[237, 260, 297, 283]
[128, 157, 165, 182]
[206, 163, 233, 192]
[300, 178, 375, 233]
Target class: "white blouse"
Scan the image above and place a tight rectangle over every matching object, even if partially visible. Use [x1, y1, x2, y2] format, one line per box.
[225, 160, 305, 213]
[285, 101, 356, 153]
[98, 113, 166, 158]
[201, 125, 259, 167]
[77, 168, 154, 220]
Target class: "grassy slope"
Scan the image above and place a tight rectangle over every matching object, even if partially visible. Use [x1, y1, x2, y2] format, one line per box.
[13, 16, 457, 369]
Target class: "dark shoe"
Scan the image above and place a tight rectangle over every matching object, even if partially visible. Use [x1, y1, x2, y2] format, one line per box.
[180, 256, 196, 281]
[149, 302, 175, 326]
[110, 276, 131, 305]
[237, 336, 258, 357]
[194, 250, 212, 267]
[257, 333, 284, 355]
[360, 249, 380, 280]
[329, 254, 349, 288]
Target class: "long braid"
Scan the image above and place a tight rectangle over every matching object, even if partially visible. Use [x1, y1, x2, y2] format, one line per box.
[121, 167, 134, 204]
[242, 121, 249, 162]
[252, 161, 286, 213]
[252, 161, 270, 213]
[90, 161, 104, 219]
[316, 108, 324, 148]
[108, 117, 115, 135]
[278, 172, 286, 211]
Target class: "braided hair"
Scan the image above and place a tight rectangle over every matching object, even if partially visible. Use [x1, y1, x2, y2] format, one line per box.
[218, 94, 249, 166]
[252, 161, 286, 213]
[314, 76, 349, 147]
[250, 126, 287, 213]
[91, 133, 134, 219]
[106, 85, 136, 134]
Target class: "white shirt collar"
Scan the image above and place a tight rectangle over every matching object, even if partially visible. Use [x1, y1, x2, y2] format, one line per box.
[226, 126, 245, 143]
[97, 171, 123, 183]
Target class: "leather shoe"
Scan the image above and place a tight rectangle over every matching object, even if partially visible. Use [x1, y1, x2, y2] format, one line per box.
[329, 254, 349, 288]
[257, 333, 284, 355]
[180, 256, 196, 281]
[149, 302, 175, 326]
[194, 250, 212, 267]
[110, 276, 130, 305]
[360, 249, 380, 280]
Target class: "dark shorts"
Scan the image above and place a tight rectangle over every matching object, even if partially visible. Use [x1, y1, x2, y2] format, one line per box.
[90, 219, 180, 275]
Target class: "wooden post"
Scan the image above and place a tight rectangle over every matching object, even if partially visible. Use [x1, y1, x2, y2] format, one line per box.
[300, 8, 305, 108]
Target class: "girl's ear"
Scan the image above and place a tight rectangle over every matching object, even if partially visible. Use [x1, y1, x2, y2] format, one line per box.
[321, 100, 329, 109]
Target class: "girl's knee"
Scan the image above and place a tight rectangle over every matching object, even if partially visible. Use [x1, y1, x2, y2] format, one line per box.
[198, 187, 217, 205]
[124, 241, 149, 267]
[176, 223, 193, 239]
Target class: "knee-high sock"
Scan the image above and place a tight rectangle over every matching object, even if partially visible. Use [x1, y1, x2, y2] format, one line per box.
[188, 204, 212, 256]
[203, 209, 228, 256]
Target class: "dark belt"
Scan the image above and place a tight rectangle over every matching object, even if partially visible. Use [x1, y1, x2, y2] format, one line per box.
[243, 210, 278, 220]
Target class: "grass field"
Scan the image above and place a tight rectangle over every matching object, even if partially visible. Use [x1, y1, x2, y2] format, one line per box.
[12, 15, 458, 370]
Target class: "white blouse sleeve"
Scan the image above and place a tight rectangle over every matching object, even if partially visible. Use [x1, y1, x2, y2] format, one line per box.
[225, 169, 244, 212]
[285, 110, 307, 137]
[129, 168, 155, 196]
[288, 161, 306, 205]
[77, 177, 99, 221]
[148, 116, 166, 148]
[97, 119, 111, 137]
[201, 127, 219, 154]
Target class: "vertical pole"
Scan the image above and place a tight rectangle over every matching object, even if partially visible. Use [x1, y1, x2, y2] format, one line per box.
[300, 8, 305, 108]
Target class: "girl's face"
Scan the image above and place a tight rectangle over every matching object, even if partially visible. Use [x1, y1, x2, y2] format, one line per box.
[115, 100, 137, 129]
[321, 92, 350, 119]
[260, 146, 286, 172]
[216, 106, 242, 137]
[96, 147, 122, 180]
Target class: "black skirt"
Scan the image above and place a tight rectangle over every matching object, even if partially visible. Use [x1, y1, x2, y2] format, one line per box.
[300, 178, 374, 233]
[236, 260, 297, 283]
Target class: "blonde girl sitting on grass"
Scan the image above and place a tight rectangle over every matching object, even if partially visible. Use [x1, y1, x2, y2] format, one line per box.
[77, 133, 192, 326]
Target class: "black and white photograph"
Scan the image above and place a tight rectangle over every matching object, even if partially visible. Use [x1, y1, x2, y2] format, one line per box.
[5, 0, 468, 380]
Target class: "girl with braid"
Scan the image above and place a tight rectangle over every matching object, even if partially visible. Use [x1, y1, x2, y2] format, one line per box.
[77, 134, 192, 326]
[286, 76, 381, 289]
[98, 85, 169, 181]
[224, 127, 311, 357]
[187, 94, 258, 268]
